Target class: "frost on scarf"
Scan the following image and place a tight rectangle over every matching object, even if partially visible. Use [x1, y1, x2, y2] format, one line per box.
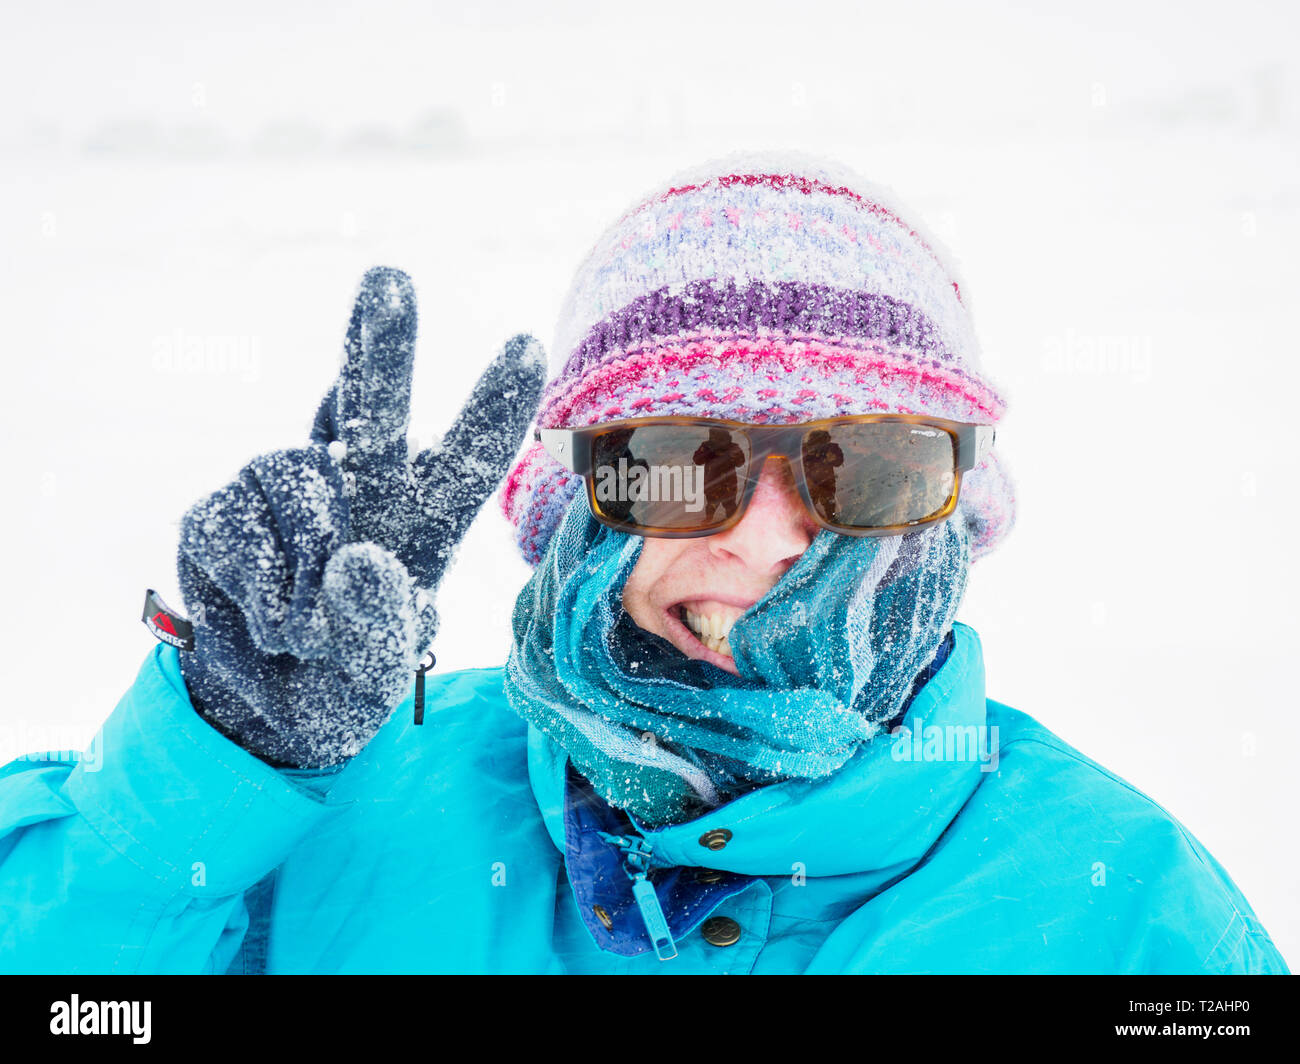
[503, 492, 971, 828]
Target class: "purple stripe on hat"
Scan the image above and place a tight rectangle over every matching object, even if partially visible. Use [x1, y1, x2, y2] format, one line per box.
[559, 278, 952, 386]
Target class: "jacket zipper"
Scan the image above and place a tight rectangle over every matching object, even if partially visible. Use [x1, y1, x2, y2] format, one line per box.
[597, 831, 678, 961]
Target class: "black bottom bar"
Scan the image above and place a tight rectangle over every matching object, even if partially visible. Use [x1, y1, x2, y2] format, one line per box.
[0, 974, 1292, 1049]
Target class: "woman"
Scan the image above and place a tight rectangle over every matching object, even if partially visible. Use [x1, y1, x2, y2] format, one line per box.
[0, 152, 1286, 973]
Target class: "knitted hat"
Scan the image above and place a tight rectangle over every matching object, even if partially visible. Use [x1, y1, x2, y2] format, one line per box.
[501, 149, 1015, 565]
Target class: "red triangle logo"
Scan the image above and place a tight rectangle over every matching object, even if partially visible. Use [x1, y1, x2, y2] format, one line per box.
[151, 611, 177, 637]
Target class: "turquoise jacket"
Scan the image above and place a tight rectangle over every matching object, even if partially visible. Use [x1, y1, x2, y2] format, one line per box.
[0, 624, 1288, 974]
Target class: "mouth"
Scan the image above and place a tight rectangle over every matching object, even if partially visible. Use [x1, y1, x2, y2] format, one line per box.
[662, 597, 754, 675]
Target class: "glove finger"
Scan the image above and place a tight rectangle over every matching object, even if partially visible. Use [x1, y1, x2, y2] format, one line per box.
[179, 446, 348, 656]
[275, 548, 439, 765]
[311, 267, 418, 491]
[322, 542, 427, 710]
[409, 333, 546, 585]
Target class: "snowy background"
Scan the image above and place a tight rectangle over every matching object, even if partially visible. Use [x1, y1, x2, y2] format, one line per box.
[2, 0, 1297, 966]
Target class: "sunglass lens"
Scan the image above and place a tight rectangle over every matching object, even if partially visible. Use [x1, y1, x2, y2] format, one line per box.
[590, 424, 751, 531]
[803, 423, 956, 528]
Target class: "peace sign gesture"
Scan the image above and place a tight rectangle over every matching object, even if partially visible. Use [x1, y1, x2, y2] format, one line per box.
[175, 267, 546, 768]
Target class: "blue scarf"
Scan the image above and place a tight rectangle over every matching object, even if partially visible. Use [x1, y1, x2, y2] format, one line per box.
[504, 495, 970, 828]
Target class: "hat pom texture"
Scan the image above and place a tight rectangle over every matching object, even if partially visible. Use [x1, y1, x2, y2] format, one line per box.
[502, 150, 1015, 565]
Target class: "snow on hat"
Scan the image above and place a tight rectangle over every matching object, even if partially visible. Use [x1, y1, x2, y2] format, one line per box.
[501, 149, 1015, 566]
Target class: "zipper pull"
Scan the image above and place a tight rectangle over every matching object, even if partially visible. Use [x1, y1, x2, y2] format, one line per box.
[630, 875, 677, 961]
[413, 650, 436, 726]
[598, 832, 678, 961]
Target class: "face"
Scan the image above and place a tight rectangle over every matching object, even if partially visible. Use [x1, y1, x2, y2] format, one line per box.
[621, 456, 821, 675]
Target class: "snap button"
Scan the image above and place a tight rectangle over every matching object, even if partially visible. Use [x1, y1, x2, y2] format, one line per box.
[592, 904, 613, 931]
[700, 916, 742, 947]
[694, 868, 726, 884]
[698, 828, 733, 851]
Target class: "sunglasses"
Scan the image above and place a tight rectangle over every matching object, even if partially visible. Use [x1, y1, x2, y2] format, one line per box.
[536, 414, 995, 539]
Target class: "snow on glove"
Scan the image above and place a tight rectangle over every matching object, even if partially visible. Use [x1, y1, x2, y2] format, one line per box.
[176, 266, 546, 768]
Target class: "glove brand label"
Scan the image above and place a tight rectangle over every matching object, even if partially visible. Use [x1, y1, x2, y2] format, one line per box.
[142, 589, 195, 651]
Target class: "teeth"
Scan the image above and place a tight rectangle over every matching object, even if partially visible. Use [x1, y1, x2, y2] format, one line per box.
[682, 607, 738, 657]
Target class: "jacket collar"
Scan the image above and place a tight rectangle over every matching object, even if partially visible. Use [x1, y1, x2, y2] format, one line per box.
[528, 621, 992, 881]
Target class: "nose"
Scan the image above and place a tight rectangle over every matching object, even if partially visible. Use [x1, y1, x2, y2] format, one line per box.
[707, 456, 817, 576]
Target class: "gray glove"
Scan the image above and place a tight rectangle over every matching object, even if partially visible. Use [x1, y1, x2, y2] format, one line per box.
[176, 266, 545, 768]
